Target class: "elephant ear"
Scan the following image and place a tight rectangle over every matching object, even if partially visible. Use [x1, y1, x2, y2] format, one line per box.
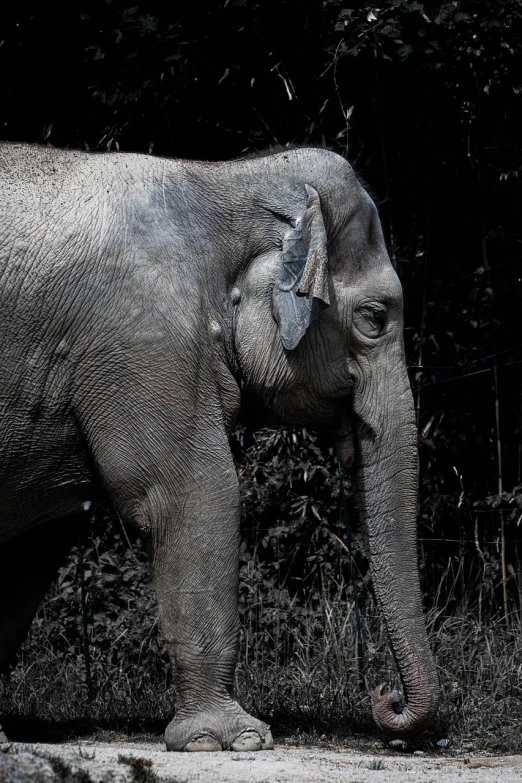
[272, 184, 330, 350]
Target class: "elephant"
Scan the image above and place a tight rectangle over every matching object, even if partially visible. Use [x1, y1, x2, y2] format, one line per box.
[0, 142, 439, 751]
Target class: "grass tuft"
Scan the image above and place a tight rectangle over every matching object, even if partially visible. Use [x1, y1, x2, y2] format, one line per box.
[1, 556, 520, 752]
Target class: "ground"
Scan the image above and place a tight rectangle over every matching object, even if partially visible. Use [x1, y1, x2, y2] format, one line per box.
[1, 740, 522, 783]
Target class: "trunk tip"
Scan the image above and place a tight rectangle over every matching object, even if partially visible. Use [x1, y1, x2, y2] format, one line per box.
[372, 683, 437, 738]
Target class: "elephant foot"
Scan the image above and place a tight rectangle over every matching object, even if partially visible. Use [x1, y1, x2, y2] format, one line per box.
[164, 702, 273, 752]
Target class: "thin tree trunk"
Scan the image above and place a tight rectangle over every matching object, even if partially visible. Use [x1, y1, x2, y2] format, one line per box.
[493, 360, 508, 626]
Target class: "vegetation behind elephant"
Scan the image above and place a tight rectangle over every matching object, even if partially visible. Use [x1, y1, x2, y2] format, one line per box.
[0, 143, 439, 750]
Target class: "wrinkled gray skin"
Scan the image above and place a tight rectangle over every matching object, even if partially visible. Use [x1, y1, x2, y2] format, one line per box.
[0, 144, 439, 750]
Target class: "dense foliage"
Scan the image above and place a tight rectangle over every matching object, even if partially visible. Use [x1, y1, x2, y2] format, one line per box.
[1, 0, 521, 746]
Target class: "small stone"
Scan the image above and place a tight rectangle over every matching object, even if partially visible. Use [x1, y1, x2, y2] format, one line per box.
[387, 739, 408, 751]
[436, 738, 451, 748]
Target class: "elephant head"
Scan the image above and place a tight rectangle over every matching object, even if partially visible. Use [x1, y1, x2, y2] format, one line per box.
[229, 147, 440, 736]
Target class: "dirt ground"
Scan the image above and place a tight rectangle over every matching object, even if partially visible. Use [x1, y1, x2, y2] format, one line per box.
[2, 740, 522, 783]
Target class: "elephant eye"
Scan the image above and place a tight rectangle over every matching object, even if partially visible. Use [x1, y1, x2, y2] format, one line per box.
[354, 303, 388, 338]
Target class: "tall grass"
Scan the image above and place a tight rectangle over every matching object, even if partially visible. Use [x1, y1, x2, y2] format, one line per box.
[237, 541, 522, 750]
[1, 531, 520, 752]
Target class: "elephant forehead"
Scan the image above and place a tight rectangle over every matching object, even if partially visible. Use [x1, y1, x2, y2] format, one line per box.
[332, 265, 403, 303]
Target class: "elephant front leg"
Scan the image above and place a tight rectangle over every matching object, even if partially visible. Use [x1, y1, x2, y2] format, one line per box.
[148, 466, 273, 752]
[83, 388, 273, 753]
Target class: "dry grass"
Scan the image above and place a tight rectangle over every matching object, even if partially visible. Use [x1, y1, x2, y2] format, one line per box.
[1, 562, 520, 752]
[237, 579, 522, 751]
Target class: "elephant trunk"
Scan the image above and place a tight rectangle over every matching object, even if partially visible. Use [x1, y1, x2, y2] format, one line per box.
[345, 366, 440, 737]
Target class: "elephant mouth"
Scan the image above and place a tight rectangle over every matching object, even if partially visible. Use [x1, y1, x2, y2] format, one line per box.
[240, 386, 351, 436]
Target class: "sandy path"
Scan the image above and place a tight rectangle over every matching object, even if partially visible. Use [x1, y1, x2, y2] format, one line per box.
[2, 741, 522, 783]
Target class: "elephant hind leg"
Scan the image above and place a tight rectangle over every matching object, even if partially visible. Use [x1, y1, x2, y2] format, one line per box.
[0, 519, 77, 675]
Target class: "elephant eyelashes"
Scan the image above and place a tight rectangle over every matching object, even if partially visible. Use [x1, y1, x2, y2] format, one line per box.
[354, 304, 387, 338]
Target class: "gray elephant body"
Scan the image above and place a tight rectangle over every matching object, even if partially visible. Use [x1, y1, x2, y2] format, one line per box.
[0, 143, 439, 749]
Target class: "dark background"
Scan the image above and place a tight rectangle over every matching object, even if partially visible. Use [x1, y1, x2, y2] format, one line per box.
[1, 0, 521, 741]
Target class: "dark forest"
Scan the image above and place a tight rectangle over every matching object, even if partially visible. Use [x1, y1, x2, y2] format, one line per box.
[0, 1, 521, 751]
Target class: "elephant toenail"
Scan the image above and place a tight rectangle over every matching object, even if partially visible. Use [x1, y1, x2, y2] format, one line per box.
[230, 729, 263, 752]
[261, 728, 274, 750]
[185, 733, 222, 752]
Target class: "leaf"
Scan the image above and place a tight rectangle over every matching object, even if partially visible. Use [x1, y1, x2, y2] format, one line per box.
[398, 43, 413, 59]
[138, 15, 158, 32]
[381, 24, 400, 38]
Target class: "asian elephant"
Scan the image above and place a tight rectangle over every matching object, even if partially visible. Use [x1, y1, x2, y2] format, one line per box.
[0, 142, 439, 750]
